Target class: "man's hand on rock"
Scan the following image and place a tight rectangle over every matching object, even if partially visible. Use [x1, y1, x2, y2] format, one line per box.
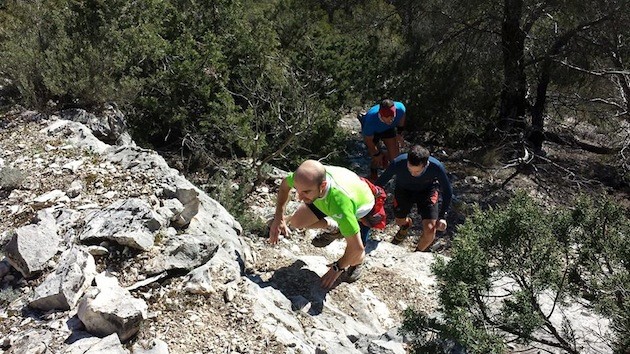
[268, 217, 290, 244]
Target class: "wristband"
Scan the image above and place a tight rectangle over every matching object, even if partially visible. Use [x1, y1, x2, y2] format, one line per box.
[372, 150, 382, 157]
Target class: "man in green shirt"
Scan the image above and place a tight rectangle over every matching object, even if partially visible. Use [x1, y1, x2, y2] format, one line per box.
[268, 160, 375, 289]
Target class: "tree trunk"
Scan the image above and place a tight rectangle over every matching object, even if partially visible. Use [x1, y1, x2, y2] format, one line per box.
[530, 59, 551, 153]
[530, 16, 613, 151]
[499, 0, 528, 134]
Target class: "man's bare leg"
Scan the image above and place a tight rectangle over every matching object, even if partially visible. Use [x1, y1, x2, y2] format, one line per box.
[288, 203, 328, 229]
[416, 219, 437, 252]
[382, 137, 400, 165]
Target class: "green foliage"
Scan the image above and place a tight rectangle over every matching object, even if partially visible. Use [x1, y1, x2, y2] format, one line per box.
[498, 290, 545, 338]
[2, 0, 367, 221]
[565, 196, 630, 353]
[124, 0, 247, 154]
[204, 159, 257, 219]
[1, 0, 628, 159]
[402, 191, 629, 353]
[401, 308, 502, 354]
[401, 308, 506, 354]
[202, 158, 275, 239]
[0, 167, 24, 190]
[271, 0, 405, 108]
[0, 0, 164, 109]
[389, 0, 502, 146]
[400, 309, 452, 354]
[124, 0, 364, 166]
[0, 0, 69, 108]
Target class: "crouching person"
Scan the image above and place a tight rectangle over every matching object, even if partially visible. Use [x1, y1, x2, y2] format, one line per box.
[268, 160, 383, 289]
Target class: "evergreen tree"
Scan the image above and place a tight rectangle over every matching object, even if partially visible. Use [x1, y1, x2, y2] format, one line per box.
[401, 192, 629, 353]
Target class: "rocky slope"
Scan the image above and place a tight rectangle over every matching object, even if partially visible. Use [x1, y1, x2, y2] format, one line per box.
[0, 108, 445, 354]
[0, 107, 617, 354]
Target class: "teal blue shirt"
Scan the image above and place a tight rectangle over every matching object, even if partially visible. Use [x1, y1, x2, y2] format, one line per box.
[361, 101, 406, 136]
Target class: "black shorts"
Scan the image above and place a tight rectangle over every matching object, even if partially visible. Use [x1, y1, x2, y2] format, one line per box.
[307, 203, 326, 220]
[373, 127, 397, 144]
[357, 114, 397, 144]
[393, 187, 440, 220]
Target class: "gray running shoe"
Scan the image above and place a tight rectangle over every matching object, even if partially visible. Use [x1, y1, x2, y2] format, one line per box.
[312, 224, 342, 247]
[343, 263, 364, 283]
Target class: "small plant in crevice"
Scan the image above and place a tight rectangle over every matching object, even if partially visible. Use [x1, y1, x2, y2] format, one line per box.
[204, 160, 257, 226]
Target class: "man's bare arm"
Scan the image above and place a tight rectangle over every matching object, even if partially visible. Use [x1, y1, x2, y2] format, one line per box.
[363, 135, 380, 156]
[268, 178, 291, 244]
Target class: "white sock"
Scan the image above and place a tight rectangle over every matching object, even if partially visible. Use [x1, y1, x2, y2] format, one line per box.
[325, 218, 339, 230]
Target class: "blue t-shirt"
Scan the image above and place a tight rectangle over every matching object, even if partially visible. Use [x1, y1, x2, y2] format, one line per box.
[361, 101, 406, 136]
[375, 154, 453, 218]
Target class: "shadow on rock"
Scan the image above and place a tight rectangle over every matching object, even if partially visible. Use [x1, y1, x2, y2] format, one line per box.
[248, 260, 328, 315]
[63, 316, 92, 344]
[364, 238, 380, 254]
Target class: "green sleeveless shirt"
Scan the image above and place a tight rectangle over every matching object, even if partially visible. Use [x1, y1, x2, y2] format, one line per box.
[287, 166, 375, 237]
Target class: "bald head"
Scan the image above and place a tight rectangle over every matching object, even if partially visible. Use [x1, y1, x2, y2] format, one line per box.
[295, 160, 326, 187]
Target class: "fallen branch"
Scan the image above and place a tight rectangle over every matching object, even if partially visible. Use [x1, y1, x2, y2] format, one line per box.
[544, 131, 618, 155]
[501, 146, 534, 189]
[126, 272, 168, 291]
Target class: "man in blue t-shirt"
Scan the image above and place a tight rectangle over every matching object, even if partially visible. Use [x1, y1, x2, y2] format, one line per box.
[358, 99, 407, 181]
[375, 145, 453, 252]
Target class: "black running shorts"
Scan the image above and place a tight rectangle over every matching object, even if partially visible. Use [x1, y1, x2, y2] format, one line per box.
[393, 187, 440, 220]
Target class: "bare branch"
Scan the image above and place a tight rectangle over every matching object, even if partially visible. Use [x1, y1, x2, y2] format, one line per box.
[588, 98, 624, 110]
[255, 133, 297, 182]
[558, 60, 630, 77]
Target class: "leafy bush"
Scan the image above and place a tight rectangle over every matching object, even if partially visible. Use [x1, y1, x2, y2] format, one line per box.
[400, 308, 475, 354]
[204, 160, 256, 219]
[0, 0, 159, 109]
[1, 0, 487, 166]
[400, 191, 629, 353]
[567, 197, 630, 353]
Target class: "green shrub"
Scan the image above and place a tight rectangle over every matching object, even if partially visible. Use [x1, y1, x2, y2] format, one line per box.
[401, 191, 630, 353]
[203, 159, 256, 219]
[0, 0, 162, 109]
[0, 0, 405, 169]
